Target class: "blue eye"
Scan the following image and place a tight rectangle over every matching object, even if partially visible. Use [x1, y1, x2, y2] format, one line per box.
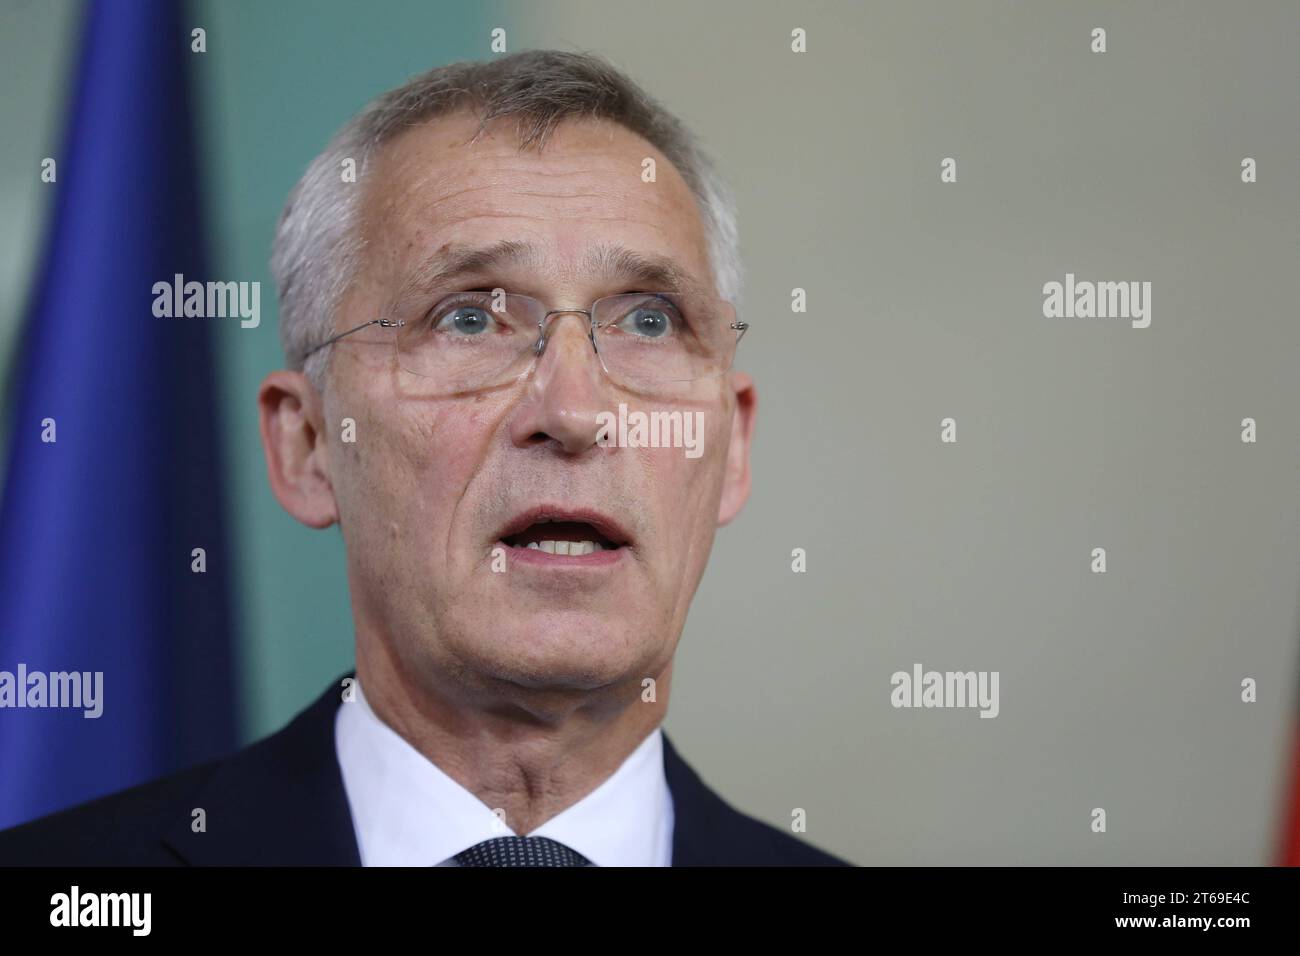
[617, 305, 674, 338]
[434, 305, 496, 336]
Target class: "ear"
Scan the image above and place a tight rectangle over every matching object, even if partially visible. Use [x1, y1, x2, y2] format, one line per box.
[717, 370, 756, 526]
[258, 370, 339, 528]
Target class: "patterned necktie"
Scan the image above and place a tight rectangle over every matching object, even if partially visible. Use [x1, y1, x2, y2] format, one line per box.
[454, 835, 592, 867]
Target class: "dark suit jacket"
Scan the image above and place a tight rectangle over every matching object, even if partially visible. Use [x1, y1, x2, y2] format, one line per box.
[0, 674, 849, 866]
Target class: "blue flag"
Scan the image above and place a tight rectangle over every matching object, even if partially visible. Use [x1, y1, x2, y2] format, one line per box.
[0, 0, 239, 830]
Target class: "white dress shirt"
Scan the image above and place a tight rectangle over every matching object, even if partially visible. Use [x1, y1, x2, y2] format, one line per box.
[334, 678, 674, 866]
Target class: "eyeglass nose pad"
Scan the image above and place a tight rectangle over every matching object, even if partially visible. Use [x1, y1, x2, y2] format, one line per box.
[531, 310, 607, 373]
[530, 314, 600, 356]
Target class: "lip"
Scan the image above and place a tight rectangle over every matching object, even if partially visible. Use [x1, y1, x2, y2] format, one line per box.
[494, 505, 633, 570]
[495, 505, 633, 549]
[502, 543, 627, 568]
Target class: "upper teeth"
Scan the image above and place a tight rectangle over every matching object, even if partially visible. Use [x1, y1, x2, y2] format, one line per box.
[524, 540, 605, 555]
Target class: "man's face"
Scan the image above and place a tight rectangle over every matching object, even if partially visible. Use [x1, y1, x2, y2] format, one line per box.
[270, 112, 755, 706]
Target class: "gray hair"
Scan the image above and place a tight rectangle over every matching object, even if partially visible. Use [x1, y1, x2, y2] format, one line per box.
[270, 49, 743, 386]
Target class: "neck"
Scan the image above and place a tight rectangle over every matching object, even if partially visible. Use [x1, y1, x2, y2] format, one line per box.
[354, 635, 672, 836]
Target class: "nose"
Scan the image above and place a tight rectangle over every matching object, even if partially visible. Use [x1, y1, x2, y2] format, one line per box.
[507, 311, 611, 455]
[533, 308, 595, 357]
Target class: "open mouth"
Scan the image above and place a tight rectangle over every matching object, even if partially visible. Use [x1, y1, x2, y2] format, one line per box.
[497, 508, 631, 558]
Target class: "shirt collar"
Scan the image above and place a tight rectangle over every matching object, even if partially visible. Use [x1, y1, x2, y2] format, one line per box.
[335, 678, 673, 866]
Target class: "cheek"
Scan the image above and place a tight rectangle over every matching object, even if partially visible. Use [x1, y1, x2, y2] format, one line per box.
[685, 410, 734, 524]
[328, 408, 414, 545]
[344, 398, 505, 541]
[643, 416, 730, 530]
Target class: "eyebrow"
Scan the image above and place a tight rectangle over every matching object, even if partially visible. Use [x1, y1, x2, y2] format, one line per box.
[392, 239, 708, 302]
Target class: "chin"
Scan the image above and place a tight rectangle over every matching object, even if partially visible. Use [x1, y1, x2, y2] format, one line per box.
[450, 610, 665, 692]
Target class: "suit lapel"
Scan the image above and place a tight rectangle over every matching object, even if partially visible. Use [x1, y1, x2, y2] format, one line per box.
[162, 675, 361, 865]
[662, 730, 742, 866]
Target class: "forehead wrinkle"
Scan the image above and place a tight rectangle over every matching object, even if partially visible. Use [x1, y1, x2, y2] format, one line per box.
[373, 178, 675, 261]
[375, 156, 694, 246]
[380, 137, 658, 210]
[392, 134, 656, 191]
[393, 187, 666, 232]
[390, 237, 706, 307]
[392, 177, 628, 209]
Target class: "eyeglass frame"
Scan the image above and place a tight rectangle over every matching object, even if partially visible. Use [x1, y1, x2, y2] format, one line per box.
[300, 292, 750, 386]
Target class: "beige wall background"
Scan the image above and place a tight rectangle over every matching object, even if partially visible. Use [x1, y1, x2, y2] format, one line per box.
[4, 0, 1297, 864]
[512, 0, 1300, 865]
